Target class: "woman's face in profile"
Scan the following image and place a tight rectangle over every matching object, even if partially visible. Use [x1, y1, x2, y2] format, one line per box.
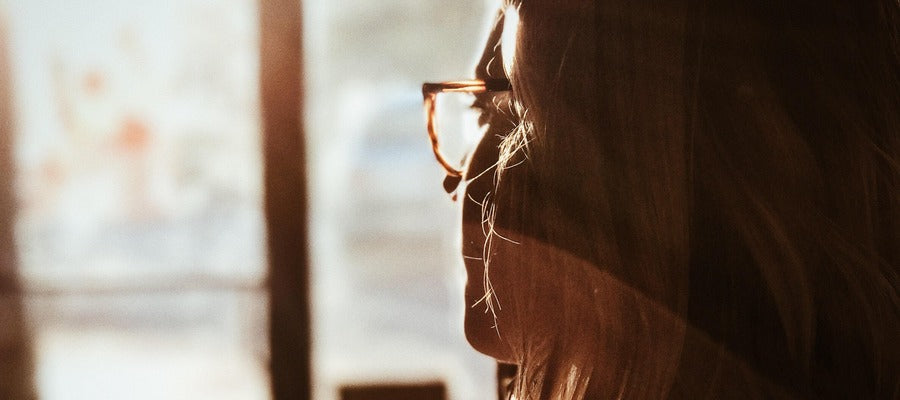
[459, 4, 522, 362]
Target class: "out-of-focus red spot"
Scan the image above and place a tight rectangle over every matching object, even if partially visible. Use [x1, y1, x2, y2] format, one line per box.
[83, 70, 104, 95]
[116, 117, 150, 153]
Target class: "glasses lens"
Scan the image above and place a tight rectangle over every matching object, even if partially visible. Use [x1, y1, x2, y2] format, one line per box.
[434, 92, 485, 173]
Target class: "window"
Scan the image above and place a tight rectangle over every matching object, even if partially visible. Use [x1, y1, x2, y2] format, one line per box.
[4, 1, 268, 398]
[2, 1, 497, 398]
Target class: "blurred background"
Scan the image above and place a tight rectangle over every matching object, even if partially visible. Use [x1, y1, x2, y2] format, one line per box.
[0, 0, 497, 399]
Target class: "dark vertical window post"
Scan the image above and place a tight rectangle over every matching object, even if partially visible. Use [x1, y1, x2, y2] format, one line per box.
[0, 15, 36, 400]
[259, 1, 311, 399]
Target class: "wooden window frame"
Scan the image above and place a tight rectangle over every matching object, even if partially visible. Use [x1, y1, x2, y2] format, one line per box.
[259, 0, 312, 398]
[0, 14, 37, 400]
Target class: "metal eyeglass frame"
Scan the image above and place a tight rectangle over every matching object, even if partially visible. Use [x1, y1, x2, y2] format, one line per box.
[422, 78, 512, 178]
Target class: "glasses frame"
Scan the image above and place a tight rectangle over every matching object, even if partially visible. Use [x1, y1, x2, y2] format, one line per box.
[422, 79, 512, 177]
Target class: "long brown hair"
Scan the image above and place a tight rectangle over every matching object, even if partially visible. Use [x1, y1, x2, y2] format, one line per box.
[481, 0, 899, 397]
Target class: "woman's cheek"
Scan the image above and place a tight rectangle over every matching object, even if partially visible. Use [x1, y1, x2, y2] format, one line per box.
[460, 124, 517, 362]
[461, 217, 516, 363]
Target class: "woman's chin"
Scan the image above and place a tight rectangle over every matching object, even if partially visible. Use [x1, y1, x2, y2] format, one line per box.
[463, 287, 515, 363]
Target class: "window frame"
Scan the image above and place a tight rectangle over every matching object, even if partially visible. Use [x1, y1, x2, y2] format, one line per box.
[259, 0, 312, 398]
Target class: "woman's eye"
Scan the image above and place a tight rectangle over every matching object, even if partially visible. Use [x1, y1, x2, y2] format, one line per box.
[470, 95, 496, 127]
[472, 95, 511, 130]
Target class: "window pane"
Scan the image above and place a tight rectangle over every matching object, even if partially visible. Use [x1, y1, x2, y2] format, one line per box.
[3, 0, 269, 398]
[305, 1, 497, 399]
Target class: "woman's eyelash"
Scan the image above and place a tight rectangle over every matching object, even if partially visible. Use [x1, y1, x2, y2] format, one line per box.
[471, 92, 518, 131]
[471, 99, 493, 128]
[470, 95, 494, 115]
[470, 98, 489, 113]
[472, 90, 511, 112]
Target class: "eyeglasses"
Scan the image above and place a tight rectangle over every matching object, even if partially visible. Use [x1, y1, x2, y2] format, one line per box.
[422, 79, 512, 187]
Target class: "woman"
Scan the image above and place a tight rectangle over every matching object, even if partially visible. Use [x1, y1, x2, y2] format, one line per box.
[453, 0, 899, 398]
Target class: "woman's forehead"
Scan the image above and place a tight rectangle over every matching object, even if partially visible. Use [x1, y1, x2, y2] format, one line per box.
[474, 8, 507, 78]
[474, 4, 521, 76]
[500, 4, 519, 78]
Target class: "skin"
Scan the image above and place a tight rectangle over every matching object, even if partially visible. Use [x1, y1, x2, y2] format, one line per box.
[461, 7, 518, 363]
